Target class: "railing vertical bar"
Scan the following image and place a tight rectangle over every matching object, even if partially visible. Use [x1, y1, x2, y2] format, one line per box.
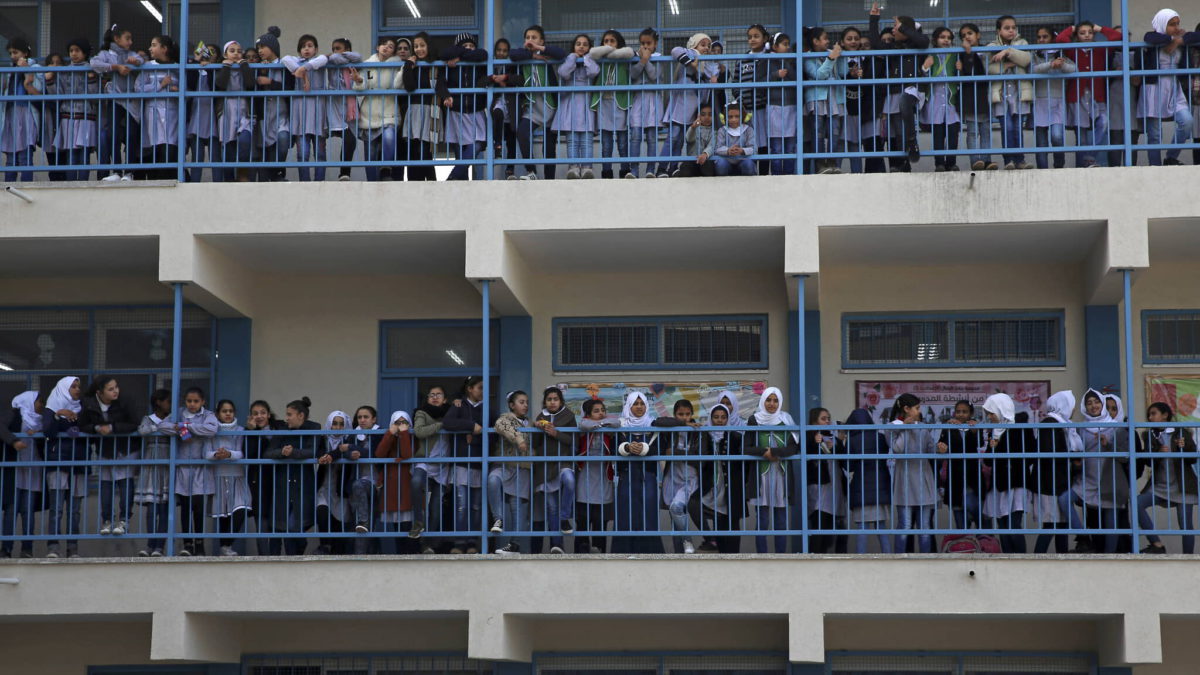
[797, 274, 809, 553]
[481, 279, 492, 554]
[484, 0, 495, 181]
[177, 0, 190, 182]
[166, 282, 184, 557]
[1123, 268, 1139, 551]
[1121, 0, 1133, 167]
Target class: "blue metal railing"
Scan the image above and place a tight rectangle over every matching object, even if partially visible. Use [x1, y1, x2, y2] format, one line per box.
[4, 35, 1200, 180]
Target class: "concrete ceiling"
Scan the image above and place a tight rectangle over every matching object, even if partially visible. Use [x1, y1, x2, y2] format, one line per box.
[1149, 218, 1200, 262]
[506, 227, 786, 273]
[0, 236, 159, 278]
[198, 231, 466, 275]
[819, 221, 1103, 266]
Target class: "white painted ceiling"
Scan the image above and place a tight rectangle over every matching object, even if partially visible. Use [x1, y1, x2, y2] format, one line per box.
[819, 221, 1103, 266]
[0, 236, 159, 277]
[506, 227, 786, 272]
[199, 231, 466, 275]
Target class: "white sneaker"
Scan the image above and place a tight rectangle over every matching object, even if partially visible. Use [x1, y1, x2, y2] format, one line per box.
[643, 172, 656, 179]
[565, 168, 580, 180]
[355, 523, 369, 534]
[490, 519, 504, 534]
[101, 174, 122, 182]
[177, 548, 191, 557]
[219, 546, 239, 557]
[656, 172, 670, 178]
[682, 541, 696, 554]
[46, 550, 59, 559]
[100, 521, 112, 535]
[519, 171, 538, 180]
[506, 174, 519, 180]
[624, 172, 638, 179]
[581, 168, 595, 179]
[495, 543, 520, 555]
[137, 549, 150, 557]
[120, 173, 134, 182]
[338, 175, 351, 181]
[549, 546, 565, 554]
[150, 549, 163, 558]
[421, 546, 436, 554]
[112, 520, 126, 536]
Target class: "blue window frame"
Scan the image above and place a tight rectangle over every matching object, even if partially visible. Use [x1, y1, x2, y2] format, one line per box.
[841, 311, 1066, 369]
[1142, 309, 1200, 364]
[825, 650, 1097, 674]
[553, 315, 768, 371]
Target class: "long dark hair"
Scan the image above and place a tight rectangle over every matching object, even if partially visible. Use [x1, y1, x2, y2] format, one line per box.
[461, 376, 484, 400]
[601, 29, 626, 49]
[890, 393, 921, 422]
[85, 375, 118, 399]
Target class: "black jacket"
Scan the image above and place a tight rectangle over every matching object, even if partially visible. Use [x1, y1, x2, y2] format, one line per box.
[982, 428, 1034, 495]
[402, 59, 438, 107]
[442, 399, 487, 459]
[78, 395, 138, 459]
[1033, 416, 1074, 496]
[868, 14, 930, 94]
[957, 50, 992, 119]
[937, 425, 983, 507]
[265, 419, 322, 522]
[42, 408, 86, 475]
[436, 45, 490, 114]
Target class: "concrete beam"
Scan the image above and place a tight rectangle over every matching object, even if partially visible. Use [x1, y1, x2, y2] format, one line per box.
[157, 233, 256, 318]
[464, 225, 534, 316]
[150, 611, 243, 663]
[1098, 613, 1163, 666]
[789, 612, 826, 664]
[467, 610, 532, 663]
[1084, 217, 1148, 305]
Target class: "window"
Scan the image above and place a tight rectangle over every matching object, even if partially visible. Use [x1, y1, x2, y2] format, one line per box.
[0, 2, 36, 64]
[380, 0, 476, 30]
[821, 0, 1076, 43]
[166, 0, 221, 49]
[1143, 310, 1200, 363]
[47, 0, 99, 55]
[843, 312, 1064, 369]
[554, 316, 767, 371]
[382, 321, 499, 372]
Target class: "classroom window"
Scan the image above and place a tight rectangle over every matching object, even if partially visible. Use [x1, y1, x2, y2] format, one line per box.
[46, 0, 98, 55]
[820, 0, 1076, 42]
[166, 0, 221, 49]
[380, 0, 476, 30]
[383, 322, 499, 371]
[554, 316, 768, 370]
[0, 3, 37, 63]
[843, 312, 1064, 368]
[1143, 310, 1200, 363]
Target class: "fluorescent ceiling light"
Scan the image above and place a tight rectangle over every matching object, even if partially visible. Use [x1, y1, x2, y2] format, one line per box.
[668, 0, 680, 15]
[405, 0, 421, 19]
[446, 349, 465, 366]
[141, 1, 163, 23]
[0, 362, 12, 371]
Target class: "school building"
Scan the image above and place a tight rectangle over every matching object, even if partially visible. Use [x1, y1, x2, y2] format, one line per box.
[4, 0, 1200, 673]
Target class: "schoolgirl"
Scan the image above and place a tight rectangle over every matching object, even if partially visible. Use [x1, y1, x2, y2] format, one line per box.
[1030, 27, 1073, 169]
[7, 391, 44, 558]
[158, 386, 218, 556]
[2, 38, 43, 182]
[441, 376, 487, 554]
[553, 34, 600, 179]
[209, 400, 252, 556]
[436, 33, 489, 181]
[844, 408, 893, 553]
[136, 389, 173, 556]
[803, 28, 848, 175]
[745, 387, 799, 553]
[490, 390, 533, 554]
[988, 16, 1034, 170]
[1139, 9, 1196, 165]
[78, 376, 138, 539]
[868, 3, 930, 172]
[576, 399, 617, 553]
[509, 25, 567, 180]
[214, 40, 255, 181]
[1031, 390, 1079, 554]
[1135, 402, 1197, 554]
[375, 410, 416, 554]
[737, 24, 774, 174]
[52, 37, 101, 181]
[535, 386, 577, 553]
[920, 27, 961, 171]
[325, 37, 363, 180]
[252, 26, 292, 181]
[185, 42, 219, 182]
[660, 33, 718, 177]
[980, 393, 1032, 553]
[135, 35, 182, 180]
[612, 391, 663, 554]
[41, 376, 84, 558]
[1055, 21, 1123, 167]
[627, 27, 663, 179]
[589, 30, 636, 178]
[888, 392, 942, 553]
[401, 32, 439, 181]
[282, 34, 331, 181]
[264, 396, 322, 556]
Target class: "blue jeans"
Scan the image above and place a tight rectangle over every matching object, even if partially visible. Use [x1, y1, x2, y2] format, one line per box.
[713, 156, 756, 176]
[755, 505, 788, 553]
[1058, 489, 1118, 553]
[1137, 490, 1196, 553]
[3, 148, 34, 182]
[100, 478, 133, 523]
[1035, 124, 1065, 169]
[628, 126, 659, 177]
[218, 131, 253, 182]
[97, 103, 140, 178]
[1146, 107, 1194, 165]
[448, 141, 479, 181]
[259, 130, 292, 181]
[546, 468, 576, 548]
[144, 501, 170, 552]
[768, 136, 797, 175]
[1072, 112, 1107, 167]
[963, 116, 993, 165]
[565, 130, 591, 167]
[657, 122, 686, 174]
[997, 111, 1025, 163]
[850, 514, 895, 554]
[12, 489, 39, 554]
[363, 126, 397, 181]
[295, 134, 327, 181]
[187, 136, 213, 182]
[894, 504, 935, 553]
[486, 471, 531, 550]
[47, 486, 83, 553]
[952, 489, 982, 530]
[599, 129, 630, 174]
[453, 484, 481, 547]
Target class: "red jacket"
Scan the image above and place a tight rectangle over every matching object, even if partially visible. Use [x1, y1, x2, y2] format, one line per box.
[375, 429, 413, 512]
[1056, 25, 1123, 103]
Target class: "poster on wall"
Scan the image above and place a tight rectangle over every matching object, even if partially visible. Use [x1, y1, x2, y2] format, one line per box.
[1146, 374, 1200, 421]
[853, 380, 1052, 424]
[557, 381, 768, 424]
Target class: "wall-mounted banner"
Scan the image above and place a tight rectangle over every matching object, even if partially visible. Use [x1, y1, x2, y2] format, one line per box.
[1147, 374, 1200, 421]
[854, 380, 1052, 424]
[558, 381, 768, 423]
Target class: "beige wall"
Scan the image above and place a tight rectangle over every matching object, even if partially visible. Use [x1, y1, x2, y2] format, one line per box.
[819, 262, 1089, 416]
[1116, 0, 1200, 34]
[256, 0, 372, 57]
[1129, 261, 1200, 415]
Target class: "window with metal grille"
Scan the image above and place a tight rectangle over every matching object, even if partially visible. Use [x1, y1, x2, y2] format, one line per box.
[242, 654, 490, 674]
[380, 0, 476, 30]
[843, 312, 1063, 369]
[554, 316, 767, 371]
[1143, 310, 1200, 363]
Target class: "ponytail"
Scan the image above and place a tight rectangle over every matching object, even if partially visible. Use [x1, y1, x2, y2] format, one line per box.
[890, 393, 921, 422]
[287, 396, 312, 420]
[102, 24, 131, 52]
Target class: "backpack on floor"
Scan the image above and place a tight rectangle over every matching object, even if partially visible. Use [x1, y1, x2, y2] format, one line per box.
[976, 534, 1003, 554]
[940, 534, 982, 554]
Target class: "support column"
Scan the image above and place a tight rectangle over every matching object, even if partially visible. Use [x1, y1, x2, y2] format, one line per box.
[788, 611, 825, 664]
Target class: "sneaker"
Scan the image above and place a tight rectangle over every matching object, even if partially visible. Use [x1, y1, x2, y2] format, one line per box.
[948, 165, 960, 171]
[624, 172, 638, 179]
[45, 550, 59, 559]
[971, 160, 985, 171]
[150, 549, 163, 557]
[506, 174, 519, 180]
[409, 521, 425, 539]
[1141, 544, 1167, 554]
[219, 546, 239, 557]
[830, 167, 844, 174]
[68, 552, 81, 559]
[1003, 162, 1016, 170]
[906, 143, 921, 164]
[671, 169, 681, 177]
[355, 523, 369, 534]
[100, 521, 113, 535]
[818, 165, 837, 175]
[935, 165, 946, 172]
[449, 547, 464, 555]
[338, 174, 351, 181]
[496, 543, 520, 555]
[490, 519, 504, 534]
[643, 172, 656, 179]
[20, 550, 32, 559]
[177, 548, 192, 557]
[549, 546, 565, 554]
[421, 546, 436, 554]
[698, 539, 720, 553]
[560, 519, 575, 535]
[464, 546, 478, 555]
[565, 168, 580, 180]
[1164, 157, 1183, 166]
[581, 168, 595, 179]
[137, 549, 150, 557]
[589, 545, 603, 554]
[682, 540, 696, 554]
[1015, 162, 1033, 170]
[519, 172, 538, 180]
[112, 520, 126, 536]
[986, 162, 1000, 170]
[101, 174, 122, 182]
[656, 172, 670, 178]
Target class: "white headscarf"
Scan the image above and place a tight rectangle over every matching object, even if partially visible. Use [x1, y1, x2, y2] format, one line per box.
[12, 391, 42, 433]
[708, 403, 730, 442]
[715, 390, 741, 423]
[687, 33, 711, 50]
[325, 410, 351, 451]
[753, 387, 790, 426]
[1104, 394, 1125, 423]
[1153, 8, 1180, 34]
[390, 410, 412, 426]
[1080, 388, 1112, 434]
[982, 393, 1015, 439]
[46, 376, 81, 415]
[620, 391, 654, 428]
[1045, 390, 1075, 424]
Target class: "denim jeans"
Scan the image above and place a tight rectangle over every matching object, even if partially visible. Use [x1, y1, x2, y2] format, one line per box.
[486, 472, 531, 550]
[894, 504, 935, 553]
[187, 136, 213, 182]
[1071, 109, 1107, 167]
[1137, 490, 1196, 553]
[349, 477, 374, 527]
[755, 505, 788, 553]
[768, 136, 798, 175]
[3, 148, 34, 182]
[453, 484, 481, 547]
[669, 497, 701, 553]
[448, 141, 479, 181]
[47, 487, 83, 553]
[565, 130, 592, 169]
[219, 131, 253, 181]
[144, 501, 170, 552]
[599, 129, 631, 174]
[545, 469, 576, 549]
[295, 134, 327, 181]
[657, 122, 687, 174]
[517, 117, 558, 178]
[1058, 489, 1118, 553]
[963, 116, 994, 165]
[627, 126, 659, 177]
[97, 103, 141, 179]
[100, 478, 133, 523]
[1035, 124, 1066, 169]
[410, 468, 445, 529]
[12, 489, 39, 554]
[713, 156, 756, 175]
[258, 130, 292, 181]
[850, 514, 895, 554]
[952, 489, 982, 530]
[997, 111, 1025, 163]
[1145, 107, 1194, 165]
[363, 126, 397, 181]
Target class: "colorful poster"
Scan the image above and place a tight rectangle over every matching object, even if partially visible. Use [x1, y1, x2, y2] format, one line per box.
[854, 380, 1052, 424]
[557, 381, 768, 424]
[1146, 374, 1200, 421]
